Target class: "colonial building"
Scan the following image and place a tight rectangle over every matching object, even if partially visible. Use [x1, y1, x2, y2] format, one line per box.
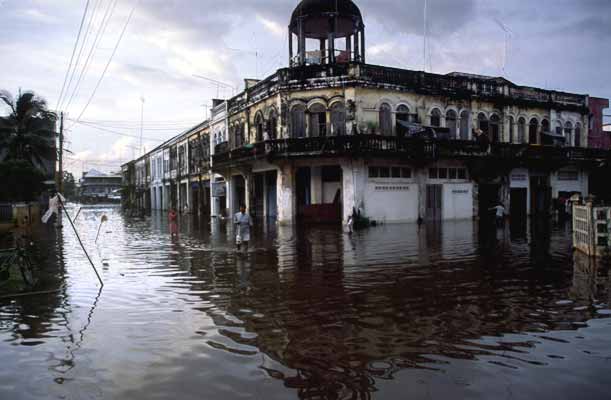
[80, 169, 122, 202]
[122, 0, 610, 225]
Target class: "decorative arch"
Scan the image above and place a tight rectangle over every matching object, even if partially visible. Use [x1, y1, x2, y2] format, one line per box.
[308, 102, 327, 137]
[529, 117, 539, 144]
[430, 108, 442, 128]
[489, 113, 501, 143]
[564, 121, 573, 147]
[290, 103, 306, 138]
[379, 102, 393, 135]
[395, 101, 412, 112]
[396, 104, 411, 137]
[254, 111, 265, 142]
[574, 122, 582, 147]
[330, 101, 346, 136]
[446, 109, 458, 138]
[267, 107, 278, 140]
[306, 98, 328, 110]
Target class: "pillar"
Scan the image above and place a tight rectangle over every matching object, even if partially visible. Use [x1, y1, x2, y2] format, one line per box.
[277, 165, 295, 225]
[341, 160, 366, 224]
[360, 27, 366, 63]
[354, 30, 360, 62]
[346, 35, 352, 61]
[298, 19, 305, 65]
[311, 166, 322, 205]
[320, 39, 326, 64]
[289, 31, 293, 66]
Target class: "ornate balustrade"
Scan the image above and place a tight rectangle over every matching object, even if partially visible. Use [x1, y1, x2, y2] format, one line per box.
[212, 135, 610, 170]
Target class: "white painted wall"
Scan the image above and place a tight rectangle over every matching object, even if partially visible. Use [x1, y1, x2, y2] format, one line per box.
[442, 183, 474, 220]
[364, 182, 419, 223]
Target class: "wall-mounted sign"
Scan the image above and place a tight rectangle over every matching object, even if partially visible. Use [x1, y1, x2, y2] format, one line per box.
[452, 190, 470, 194]
[212, 182, 226, 197]
[511, 174, 527, 181]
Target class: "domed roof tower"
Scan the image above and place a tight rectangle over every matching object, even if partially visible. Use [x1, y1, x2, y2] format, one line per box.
[289, 0, 366, 67]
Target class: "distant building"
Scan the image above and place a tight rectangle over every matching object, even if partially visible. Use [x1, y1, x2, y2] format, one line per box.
[588, 97, 610, 149]
[80, 169, 122, 202]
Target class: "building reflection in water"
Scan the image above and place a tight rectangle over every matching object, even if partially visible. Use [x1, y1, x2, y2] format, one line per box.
[2, 210, 611, 400]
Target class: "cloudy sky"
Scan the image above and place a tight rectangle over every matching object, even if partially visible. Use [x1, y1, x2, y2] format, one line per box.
[1, 0, 609, 176]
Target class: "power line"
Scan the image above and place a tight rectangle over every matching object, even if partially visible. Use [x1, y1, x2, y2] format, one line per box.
[59, 0, 102, 111]
[56, 0, 92, 111]
[72, 0, 139, 124]
[64, 0, 119, 114]
[69, 119, 166, 142]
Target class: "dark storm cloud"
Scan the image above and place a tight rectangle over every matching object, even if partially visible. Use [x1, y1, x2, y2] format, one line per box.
[137, 0, 476, 42]
[359, 0, 476, 36]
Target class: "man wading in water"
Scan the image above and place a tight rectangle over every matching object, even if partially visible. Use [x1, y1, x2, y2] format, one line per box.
[234, 205, 252, 252]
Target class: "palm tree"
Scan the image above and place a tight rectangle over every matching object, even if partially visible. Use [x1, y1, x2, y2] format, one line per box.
[0, 89, 57, 171]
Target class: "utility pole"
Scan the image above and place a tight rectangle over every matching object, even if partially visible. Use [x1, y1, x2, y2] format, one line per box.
[58, 112, 64, 194]
[139, 97, 145, 157]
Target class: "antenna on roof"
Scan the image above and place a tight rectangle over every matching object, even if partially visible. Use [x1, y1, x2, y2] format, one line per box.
[494, 18, 513, 76]
[423, 0, 428, 72]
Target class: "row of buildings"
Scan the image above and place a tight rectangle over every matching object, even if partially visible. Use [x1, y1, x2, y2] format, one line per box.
[122, 0, 610, 225]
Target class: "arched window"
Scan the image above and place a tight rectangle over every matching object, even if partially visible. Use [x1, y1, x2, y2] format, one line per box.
[478, 113, 489, 136]
[267, 109, 278, 140]
[541, 119, 550, 134]
[575, 123, 582, 147]
[308, 103, 327, 137]
[379, 103, 392, 135]
[459, 110, 470, 140]
[396, 105, 410, 137]
[430, 108, 442, 127]
[234, 124, 245, 147]
[490, 114, 500, 143]
[446, 110, 458, 139]
[508, 116, 515, 143]
[529, 118, 539, 144]
[564, 121, 573, 147]
[290, 104, 306, 138]
[518, 118, 526, 144]
[255, 113, 264, 142]
[330, 102, 346, 136]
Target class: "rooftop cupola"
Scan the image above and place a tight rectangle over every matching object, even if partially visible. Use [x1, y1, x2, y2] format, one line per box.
[289, 0, 365, 67]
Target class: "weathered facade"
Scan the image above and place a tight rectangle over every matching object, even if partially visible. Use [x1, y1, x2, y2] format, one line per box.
[122, 0, 611, 225]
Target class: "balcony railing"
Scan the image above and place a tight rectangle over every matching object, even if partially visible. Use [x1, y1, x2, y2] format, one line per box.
[212, 135, 611, 169]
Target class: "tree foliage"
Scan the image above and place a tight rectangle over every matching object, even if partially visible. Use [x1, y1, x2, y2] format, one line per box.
[0, 160, 46, 202]
[0, 89, 57, 173]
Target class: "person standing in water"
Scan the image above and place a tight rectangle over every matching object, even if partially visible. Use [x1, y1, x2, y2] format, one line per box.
[234, 205, 252, 252]
[169, 208, 179, 238]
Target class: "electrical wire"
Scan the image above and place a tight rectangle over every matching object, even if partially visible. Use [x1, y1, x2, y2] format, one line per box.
[59, 0, 102, 111]
[56, 0, 92, 111]
[72, 0, 139, 124]
[70, 120, 166, 142]
[64, 0, 119, 114]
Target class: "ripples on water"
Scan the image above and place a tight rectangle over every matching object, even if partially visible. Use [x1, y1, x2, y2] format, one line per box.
[1, 206, 611, 399]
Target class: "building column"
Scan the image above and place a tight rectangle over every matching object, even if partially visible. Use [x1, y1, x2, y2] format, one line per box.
[277, 164, 295, 225]
[311, 166, 323, 205]
[360, 27, 366, 63]
[226, 177, 235, 218]
[341, 160, 366, 224]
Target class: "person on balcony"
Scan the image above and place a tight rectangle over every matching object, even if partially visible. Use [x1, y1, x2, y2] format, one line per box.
[234, 205, 253, 252]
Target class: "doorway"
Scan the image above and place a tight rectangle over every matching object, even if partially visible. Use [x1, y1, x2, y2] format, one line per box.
[510, 188, 527, 221]
[426, 184, 443, 221]
[530, 175, 551, 215]
[266, 171, 278, 219]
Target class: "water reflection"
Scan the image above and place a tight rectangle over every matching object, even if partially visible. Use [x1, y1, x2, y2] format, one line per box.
[1, 208, 611, 400]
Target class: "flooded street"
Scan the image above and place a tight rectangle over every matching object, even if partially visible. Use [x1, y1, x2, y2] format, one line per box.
[1, 205, 611, 400]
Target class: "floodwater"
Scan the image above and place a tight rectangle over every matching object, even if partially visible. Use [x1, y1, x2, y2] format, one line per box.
[1, 206, 611, 400]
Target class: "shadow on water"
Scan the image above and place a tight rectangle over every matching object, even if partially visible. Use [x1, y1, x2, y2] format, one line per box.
[1, 207, 611, 400]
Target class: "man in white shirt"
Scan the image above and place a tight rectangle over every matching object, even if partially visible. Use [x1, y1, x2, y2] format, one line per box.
[489, 203, 505, 226]
[234, 205, 253, 252]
